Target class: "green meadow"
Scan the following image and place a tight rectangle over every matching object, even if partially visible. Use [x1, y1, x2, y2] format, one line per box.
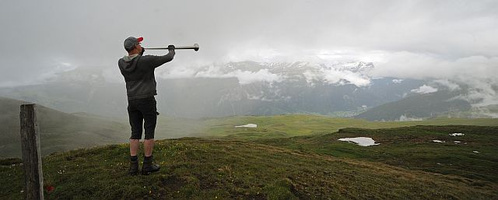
[1, 115, 497, 199]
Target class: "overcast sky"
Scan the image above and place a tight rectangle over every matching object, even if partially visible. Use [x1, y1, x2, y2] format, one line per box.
[1, 0, 497, 87]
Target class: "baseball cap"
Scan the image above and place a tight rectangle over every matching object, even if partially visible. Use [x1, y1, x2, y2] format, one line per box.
[124, 36, 143, 51]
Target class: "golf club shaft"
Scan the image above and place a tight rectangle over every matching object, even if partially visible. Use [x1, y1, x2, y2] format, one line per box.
[145, 47, 195, 50]
[145, 43, 199, 51]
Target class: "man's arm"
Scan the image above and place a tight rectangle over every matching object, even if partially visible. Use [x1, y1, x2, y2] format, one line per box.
[141, 46, 176, 69]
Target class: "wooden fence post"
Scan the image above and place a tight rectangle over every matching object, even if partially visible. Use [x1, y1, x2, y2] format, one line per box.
[20, 104, 44, 200]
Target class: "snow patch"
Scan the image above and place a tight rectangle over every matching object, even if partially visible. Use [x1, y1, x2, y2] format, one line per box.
[338, 137, 379, 146]
[473, 151, 480, 154]
[235, 124, 257, 128]
[449, 133, 464, 136]
[398, 115, 424, 121]
[432, 140, 445, 143]
[392, 79, 403, 84]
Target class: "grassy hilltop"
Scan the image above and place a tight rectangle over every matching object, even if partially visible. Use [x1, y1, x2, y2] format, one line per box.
[1, 122, 497, 199]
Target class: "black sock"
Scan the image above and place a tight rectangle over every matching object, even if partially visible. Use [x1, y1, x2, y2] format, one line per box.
[144, 155, 153, 161]
[130, 156, 138, 162]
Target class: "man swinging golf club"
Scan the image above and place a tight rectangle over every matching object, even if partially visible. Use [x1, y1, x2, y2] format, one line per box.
[118, 36, 175, 175]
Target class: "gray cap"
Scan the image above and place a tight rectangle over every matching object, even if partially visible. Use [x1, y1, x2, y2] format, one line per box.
[124, 36, 143, 51]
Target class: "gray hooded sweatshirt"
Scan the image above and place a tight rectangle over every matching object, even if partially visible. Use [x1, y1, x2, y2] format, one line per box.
[118, 53, 174, 100]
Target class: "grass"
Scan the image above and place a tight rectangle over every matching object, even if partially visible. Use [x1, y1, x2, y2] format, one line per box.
[1, 137, 497, 199]
[200, 114, 498, 139]
[258, 125, 498, 183]
[1, 114, 497, 199]
[3, 112, 497, 157]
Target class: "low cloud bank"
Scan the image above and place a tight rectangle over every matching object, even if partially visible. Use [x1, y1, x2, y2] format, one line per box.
[160, 64, 283, 85]
[411, 85, 438, 94]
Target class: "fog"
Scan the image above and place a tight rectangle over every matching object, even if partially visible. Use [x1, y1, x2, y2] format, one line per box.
[1, 1, 497, 102]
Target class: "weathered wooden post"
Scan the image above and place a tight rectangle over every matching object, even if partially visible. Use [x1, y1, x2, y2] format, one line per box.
[20, 104, 44, 200]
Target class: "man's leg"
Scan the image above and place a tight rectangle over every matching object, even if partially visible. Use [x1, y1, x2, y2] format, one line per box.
[128, 107, 143, 156]
[142, 97, 157, 156]
[141, 97, 160, 175]
[129, 139, 140, 175]
[128, 101, 143, 175]
[130, 139, 140, 156]
[144, 139, 154, 157]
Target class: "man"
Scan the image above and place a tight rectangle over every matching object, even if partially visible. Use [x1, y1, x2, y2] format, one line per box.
[118, 36, 175, 175]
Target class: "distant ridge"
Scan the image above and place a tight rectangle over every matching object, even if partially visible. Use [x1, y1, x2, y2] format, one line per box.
[0, 96, 128, 158]
[355, 91, 471, 121]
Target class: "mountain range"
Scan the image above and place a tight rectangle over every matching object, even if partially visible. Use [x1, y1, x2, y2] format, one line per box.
[0, 60, 495, 120]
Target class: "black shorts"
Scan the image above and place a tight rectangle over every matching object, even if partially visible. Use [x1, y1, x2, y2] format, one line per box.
[127, 97, 158, 140]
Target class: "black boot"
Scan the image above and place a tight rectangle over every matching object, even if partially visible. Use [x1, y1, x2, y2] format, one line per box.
[142, 155, 160, 175]
[129, 156, 139, 175]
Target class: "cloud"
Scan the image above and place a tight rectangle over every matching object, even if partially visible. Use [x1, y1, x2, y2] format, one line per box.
[433, 79, 461, 91]
[161, 65, 283, 85]
[160, 67, 198, 80]
[459, 79, 498, 107]
[1, 0, 497, 88]
[302, 61, 372, 87]
[322, 69, 371, 87]
[225, 69, 282, 85]
[371, 52, 498, 80]
[411, 85, 438, 94]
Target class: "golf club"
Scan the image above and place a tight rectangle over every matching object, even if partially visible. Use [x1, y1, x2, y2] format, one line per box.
[145, 43, 199, 51]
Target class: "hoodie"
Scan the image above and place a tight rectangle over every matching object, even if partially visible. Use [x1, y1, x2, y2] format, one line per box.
[118, 53, 174, 100]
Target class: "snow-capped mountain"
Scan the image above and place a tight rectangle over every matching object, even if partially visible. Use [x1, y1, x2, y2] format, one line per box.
[0, 60, 494, 119]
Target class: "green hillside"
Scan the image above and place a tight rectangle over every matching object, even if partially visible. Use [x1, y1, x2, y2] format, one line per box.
[0, 97, 128, 158]
[1, 135, 497, 199]
[201, 114, 498, 140]
[2, 95, 497, 158]
[355, 91, 471, 121]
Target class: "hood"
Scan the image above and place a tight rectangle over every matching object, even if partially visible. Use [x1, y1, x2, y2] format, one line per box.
[119, 54, 140, 72]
